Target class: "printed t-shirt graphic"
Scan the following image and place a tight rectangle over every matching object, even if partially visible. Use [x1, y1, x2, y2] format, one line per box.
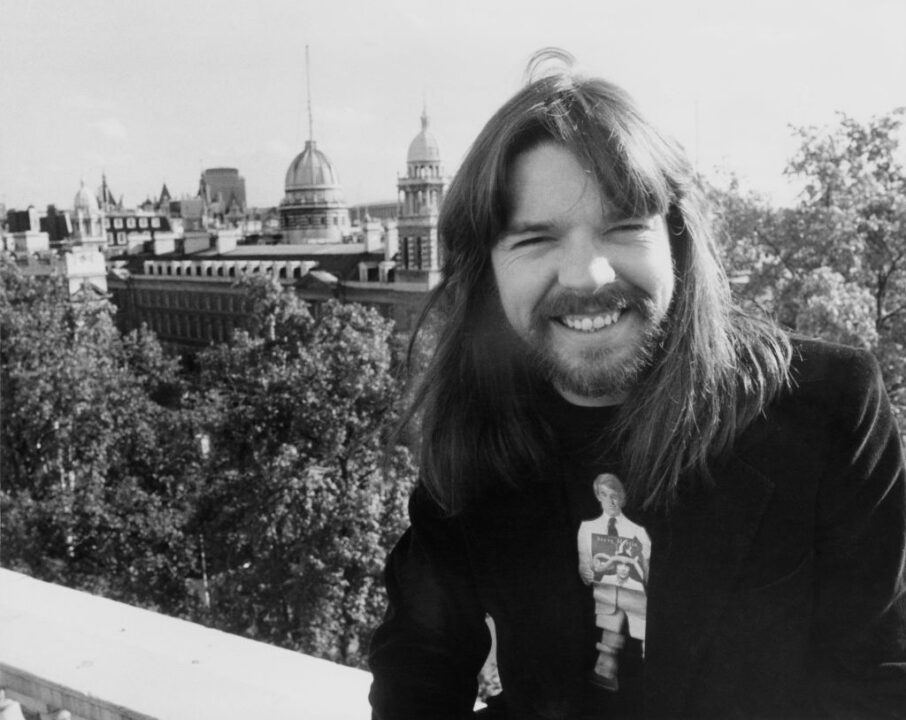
[576, 473, 651, 690]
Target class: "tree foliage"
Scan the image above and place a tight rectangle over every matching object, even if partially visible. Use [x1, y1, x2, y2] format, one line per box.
[710, 108, 906, 429]
[0, 262, 202, 611]
[1, 267, 415, 669]
[188, 276, 415, 667]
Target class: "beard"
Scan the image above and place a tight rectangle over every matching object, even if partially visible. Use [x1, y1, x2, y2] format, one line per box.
[522, 284, 668, 400]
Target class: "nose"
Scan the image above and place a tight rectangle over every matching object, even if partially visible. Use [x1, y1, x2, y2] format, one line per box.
[557, 234, 615, 291]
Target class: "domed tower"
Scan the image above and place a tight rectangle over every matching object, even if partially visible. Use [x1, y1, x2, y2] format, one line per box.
[396, 106, 445, 286]
[72, 180, 106, 247]
[67, 180, 108, 297]
[280, 48, 351, 244]
[280, 140, 351, 243]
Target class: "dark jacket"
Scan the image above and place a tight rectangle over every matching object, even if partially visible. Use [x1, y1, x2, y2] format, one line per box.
[369, 339, 906, 719]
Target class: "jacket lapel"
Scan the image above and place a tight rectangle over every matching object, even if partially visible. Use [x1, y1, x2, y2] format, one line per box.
[641, 455, 775, 718]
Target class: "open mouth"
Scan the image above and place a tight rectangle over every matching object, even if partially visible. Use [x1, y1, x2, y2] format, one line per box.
[557, 306, 626, 333]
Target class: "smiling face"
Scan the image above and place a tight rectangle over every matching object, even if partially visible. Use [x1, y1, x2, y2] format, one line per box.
[491, 142, 676, 406]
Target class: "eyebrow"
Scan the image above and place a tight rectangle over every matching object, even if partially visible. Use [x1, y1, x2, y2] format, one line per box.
[500, 220, 560, 237]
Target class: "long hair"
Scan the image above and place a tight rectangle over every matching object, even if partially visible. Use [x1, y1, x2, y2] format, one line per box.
[403, 50, 791, 515]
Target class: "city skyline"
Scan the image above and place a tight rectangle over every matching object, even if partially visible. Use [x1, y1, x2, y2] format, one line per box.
[3, 0, 905, 212]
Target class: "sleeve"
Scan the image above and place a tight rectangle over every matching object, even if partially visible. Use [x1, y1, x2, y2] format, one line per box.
[807, 348, 906, 718]
[577, 522, 593, 580]
[368, 485, 491, 720]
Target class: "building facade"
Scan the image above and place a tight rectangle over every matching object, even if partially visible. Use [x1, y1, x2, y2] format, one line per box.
[395, 108, 446, 286]
[105, 106, 447, 352]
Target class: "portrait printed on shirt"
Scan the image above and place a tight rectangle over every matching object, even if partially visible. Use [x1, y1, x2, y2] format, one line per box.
[577, 473, 652, 689]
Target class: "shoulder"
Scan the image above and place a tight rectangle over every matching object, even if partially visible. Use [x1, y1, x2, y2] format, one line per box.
[732, 336, 892, 461]
[742, 336, 901, 472]
[784, 336, 888, 432]
[788, 336, 882, 394]
[578, 516, 602, 530]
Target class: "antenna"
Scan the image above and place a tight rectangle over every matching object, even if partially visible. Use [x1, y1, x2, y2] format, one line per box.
[422, 87, 428, 129]
[306, 45, 313, 145]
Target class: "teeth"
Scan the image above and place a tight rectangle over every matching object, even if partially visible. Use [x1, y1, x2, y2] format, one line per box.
[562, 310, 622, 332]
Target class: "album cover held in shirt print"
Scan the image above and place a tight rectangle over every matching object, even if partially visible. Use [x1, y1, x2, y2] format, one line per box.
[590, 534, 645, 583]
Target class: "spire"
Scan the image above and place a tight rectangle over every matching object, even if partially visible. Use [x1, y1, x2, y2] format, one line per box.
[306, 45, 314, 146]
[421, 92, 429, 131]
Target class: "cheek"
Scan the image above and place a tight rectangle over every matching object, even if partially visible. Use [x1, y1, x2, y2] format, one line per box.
[492, 256, 542, 327]
[641, 245, 676, 310]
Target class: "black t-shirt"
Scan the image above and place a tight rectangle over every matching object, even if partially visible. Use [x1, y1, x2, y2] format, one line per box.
[541, 389, 647, 719]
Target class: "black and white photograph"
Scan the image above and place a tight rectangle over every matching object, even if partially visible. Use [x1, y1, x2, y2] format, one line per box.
[2, 1, 905, 718]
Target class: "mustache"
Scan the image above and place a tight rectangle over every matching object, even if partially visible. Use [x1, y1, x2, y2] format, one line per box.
[536, 285, 654, 319]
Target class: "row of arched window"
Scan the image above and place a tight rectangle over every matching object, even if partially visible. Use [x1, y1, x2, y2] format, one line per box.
[143, 260, 314, 279]
[408, 164, 442, 179]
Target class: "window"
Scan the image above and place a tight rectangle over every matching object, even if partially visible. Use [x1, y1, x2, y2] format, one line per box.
[151, 217, 161, 229]
[113, 218, 123, 229]
[126, 217, 136, 229]
[138, 218, 148, 229]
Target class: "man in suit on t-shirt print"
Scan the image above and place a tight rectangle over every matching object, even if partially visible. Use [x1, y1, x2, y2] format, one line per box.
[577, 473, 651, 691]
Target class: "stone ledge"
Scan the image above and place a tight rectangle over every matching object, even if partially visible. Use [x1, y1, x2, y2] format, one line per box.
[0, 569, 371, 719]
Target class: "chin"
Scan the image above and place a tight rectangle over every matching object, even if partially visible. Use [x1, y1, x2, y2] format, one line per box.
[550, 352, 646, 399]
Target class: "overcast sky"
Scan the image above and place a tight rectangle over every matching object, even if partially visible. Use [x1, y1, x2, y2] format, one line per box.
[2, 0, 904, 212]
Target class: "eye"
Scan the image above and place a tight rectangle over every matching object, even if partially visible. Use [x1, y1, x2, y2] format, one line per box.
[511, 235, 554, 249]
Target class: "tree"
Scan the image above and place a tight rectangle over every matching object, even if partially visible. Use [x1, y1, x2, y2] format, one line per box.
[0, 261, 202, 613]
[785, 109, 906, 413]
[190, 276, 415, 667]
[709, 109, 906, 432]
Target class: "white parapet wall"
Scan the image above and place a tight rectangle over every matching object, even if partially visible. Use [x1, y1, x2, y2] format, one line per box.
[0, 569, 372, 719]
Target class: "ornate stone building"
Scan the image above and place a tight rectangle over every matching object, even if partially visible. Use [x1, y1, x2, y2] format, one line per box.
[395, 107, 445, 286]
[66, 182, 108, 297]
[105, 105, 448, 352]
[72, 180, 107, 250]
[280, 140, 352, 244]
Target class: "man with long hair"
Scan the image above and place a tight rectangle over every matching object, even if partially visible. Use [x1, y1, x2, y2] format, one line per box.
[369, 50, 906, 719]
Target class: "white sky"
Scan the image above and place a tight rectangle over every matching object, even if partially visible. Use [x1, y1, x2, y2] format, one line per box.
[2, 0, 904, 211]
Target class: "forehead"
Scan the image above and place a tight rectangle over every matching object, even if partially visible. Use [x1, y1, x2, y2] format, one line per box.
[507, 142, 613, 225]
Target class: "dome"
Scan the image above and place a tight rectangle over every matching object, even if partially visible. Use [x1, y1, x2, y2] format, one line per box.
[73, 180, 100, 216]
[285, 140, 340, 190]
[407, 111, 441, 164]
